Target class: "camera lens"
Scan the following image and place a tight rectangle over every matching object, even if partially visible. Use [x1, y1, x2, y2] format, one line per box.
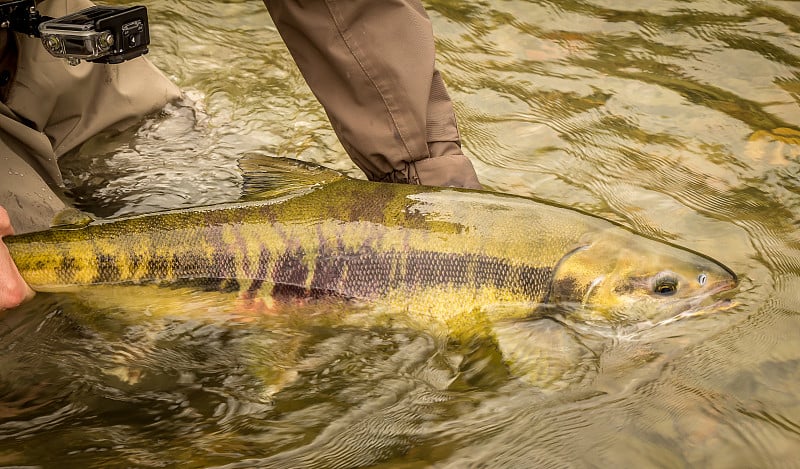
[99, 31, 114, 49]
[43, 35, 62, 53]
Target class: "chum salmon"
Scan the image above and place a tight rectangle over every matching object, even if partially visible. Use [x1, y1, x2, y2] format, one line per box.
[5, 156, 737, 337]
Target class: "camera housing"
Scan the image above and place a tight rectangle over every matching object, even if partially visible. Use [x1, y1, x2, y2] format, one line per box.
[39, 6, 149, 64]
[0, 1, 150, 65]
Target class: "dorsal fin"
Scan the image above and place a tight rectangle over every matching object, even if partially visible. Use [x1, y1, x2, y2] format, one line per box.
[238, 153, 346, 201]
[50, 207, 95, 229]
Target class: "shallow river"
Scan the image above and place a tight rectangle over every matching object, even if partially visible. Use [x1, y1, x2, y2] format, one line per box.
[3, 0, 800, 467]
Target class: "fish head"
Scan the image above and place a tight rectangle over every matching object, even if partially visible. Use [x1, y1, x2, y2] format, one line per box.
[549, 229, 738, 324]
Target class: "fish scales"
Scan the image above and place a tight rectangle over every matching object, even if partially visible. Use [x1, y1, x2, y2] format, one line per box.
[7, 180, 562, 308]
[6, 167, 737, 331]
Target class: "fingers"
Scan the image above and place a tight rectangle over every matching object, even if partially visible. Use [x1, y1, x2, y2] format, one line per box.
[0, 205, 14, 237]
[0, 206, 36, 310]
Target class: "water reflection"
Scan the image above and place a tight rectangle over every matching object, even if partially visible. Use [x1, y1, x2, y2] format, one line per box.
[3, 0, 800, 466]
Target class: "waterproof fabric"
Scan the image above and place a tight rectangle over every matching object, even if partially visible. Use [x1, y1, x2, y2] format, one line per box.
[263, 0, 481, 189]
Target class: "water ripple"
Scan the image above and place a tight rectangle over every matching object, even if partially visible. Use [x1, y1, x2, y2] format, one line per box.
[5, 0, 800, 466]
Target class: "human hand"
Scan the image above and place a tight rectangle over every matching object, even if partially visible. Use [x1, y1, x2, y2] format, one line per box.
[0, 206, 35, 310]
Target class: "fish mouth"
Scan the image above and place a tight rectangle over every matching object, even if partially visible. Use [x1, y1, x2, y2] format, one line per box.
[654, 298, 736, 326]
[653, 276, 739, 325]
[709, 277, 738, 295]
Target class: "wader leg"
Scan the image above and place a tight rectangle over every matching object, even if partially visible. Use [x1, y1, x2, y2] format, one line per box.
[1, 98, 66, 233]
[0, 132, 67, 234]
[263, 0, 481, 188]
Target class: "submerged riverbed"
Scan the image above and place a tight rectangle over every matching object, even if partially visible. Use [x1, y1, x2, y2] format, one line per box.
[3, 0, 800, 466]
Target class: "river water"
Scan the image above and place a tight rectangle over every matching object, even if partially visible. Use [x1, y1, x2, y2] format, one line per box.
[3, 0, 800, 467]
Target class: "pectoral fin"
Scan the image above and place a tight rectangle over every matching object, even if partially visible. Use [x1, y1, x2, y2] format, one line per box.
[50, 207, 95, 229]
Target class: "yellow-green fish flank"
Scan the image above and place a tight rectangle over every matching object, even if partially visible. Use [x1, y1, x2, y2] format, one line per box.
[5, 158, 737, 333]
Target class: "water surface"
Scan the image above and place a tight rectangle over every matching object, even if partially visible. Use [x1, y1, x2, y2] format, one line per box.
[4, 0, 800, 466]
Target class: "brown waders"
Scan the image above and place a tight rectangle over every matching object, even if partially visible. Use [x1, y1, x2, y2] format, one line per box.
[263, 0, 481, 189]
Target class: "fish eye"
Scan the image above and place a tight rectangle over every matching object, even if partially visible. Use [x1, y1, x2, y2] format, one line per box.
[698, 273, 707, 286]
[653, 272, 679, 296]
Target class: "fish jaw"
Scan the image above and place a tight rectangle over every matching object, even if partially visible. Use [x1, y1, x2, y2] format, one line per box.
[546, 228, 738, 325]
